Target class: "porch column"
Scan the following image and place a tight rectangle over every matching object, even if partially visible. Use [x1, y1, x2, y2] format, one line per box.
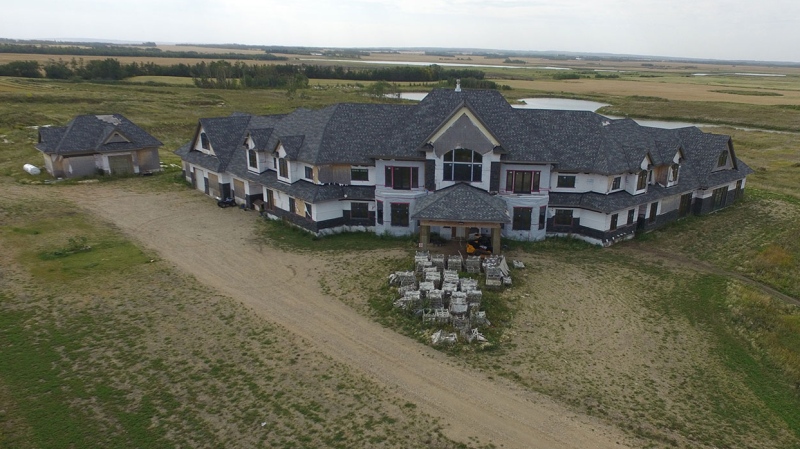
[491, 227, 501, 255]
[420, 225, 430, 250]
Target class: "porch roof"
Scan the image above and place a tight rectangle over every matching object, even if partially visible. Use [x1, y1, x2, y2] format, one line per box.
[411, 183, 511, 224]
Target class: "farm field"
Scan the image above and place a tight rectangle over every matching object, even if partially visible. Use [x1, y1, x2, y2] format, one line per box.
[1, 54, 799, 449]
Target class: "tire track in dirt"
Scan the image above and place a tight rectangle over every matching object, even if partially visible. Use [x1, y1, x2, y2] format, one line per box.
[66, 185, 632, 449]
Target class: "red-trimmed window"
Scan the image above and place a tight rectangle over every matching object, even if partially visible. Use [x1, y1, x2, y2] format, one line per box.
[384, 166, 418, 190]
[505, 170, 540, 193]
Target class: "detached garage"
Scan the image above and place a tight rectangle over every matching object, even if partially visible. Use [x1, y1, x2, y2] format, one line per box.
[35, 114, 162, 179]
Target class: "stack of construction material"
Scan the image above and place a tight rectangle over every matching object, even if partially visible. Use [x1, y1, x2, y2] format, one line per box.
[418, 281, 435, 298]
[433, 308, 450, 323]
[465, 256, 482, 274]
[442, 281, 458, 296]
[485, 266, 504, 289]
[466, 289, 482, 307]
[471, 310, 490, 326]
[443, 269, 459, 284]
[424, 270, 441, 288]
[446, 254, 462, 271]
[452, 316, 470, 335]
[450, 292, 468, 316]
[398, 284, 417, 297]
[431, 253, 445, 270]
[427, 289, 444, 309]
[389, 271, 416, 286]
[394, 290, 421, 309]
[416, 259, 433, 274]
[460, 278, 478, 292]
[415, 251, 430, 264]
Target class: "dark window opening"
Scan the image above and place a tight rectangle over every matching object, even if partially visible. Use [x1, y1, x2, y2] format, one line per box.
[648, 202, 658, 223]
[390, 203, 409, 227]
[506, 170, 540, 193]
[377, 201, 384, 224]
[670, 164, 680, 182]
[538, 206, 547, 230]
[718, 151, 729, 167]
[443, 148, 482, 182]
[612, 176, 621, 190]
[200, 133, 210, 150]
[304, 166, 313, 180]
[679, 193, 692, 217]
[351, 203, 369, 219]
[351, 168, 369, 182]
[385, 166, 418, 190]
[305, 203, 313, 219]
[248, 150, 258, 169]
[712, 186, 728, 209]
[512, 207, 532, 230]
[288, 197, 296, 214]
[557, 175, 576, 188]
[610, 213, 618, 231]
[627, 208, 635, 224]
[279, 158, 288, 178]
[554, 209, 573, 226]
[637, 171, 648, 190]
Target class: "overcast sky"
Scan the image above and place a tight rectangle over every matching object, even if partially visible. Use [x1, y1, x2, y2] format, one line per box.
[3, 0, 799, 62]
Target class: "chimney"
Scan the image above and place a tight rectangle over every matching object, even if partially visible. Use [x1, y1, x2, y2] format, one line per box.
[455, 79, 461, 92]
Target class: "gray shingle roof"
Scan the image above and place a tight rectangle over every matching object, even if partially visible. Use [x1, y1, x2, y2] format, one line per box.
[36, 114, 162, 155]
[411, 183, 510, 223]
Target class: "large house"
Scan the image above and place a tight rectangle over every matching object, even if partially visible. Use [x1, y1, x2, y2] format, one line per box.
[176, 88, 752, 248]
[36, 114, 162, 178]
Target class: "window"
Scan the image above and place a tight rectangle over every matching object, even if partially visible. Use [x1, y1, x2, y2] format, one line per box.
[554, 209, 573, 226]
[305, 203, 313, 219]
[712, 186, 728, 209]
[304, 166, 313, 180]
[538, 206, 546, 230]
[384, 166, 418, 190]
[506, 171, 540, 193]
[648, 202, 658, 223]
[512, 207, 532, 230]
[279, 158, 288, 178]
[679, 193, 692, 217]
[717, 151, 729, 167]
[627, 208, 635, 225]
[248, 150, 258, 169]
[200, 132, 210, 150]
[636, 171, 648, 190]
[288, 197, 295, 214]
[610, 213, 618, 231]
[351, 202, 369, 219]
[273, 157, 277, 169]
[612, 176, 621, 190]
[556, 175, 576, 188]
[390, 203, 409, 227]
[670, 164, 680, 182]
[377, 201, 384, 225]
[351, 168, 369, 182]
[443, 148, 482, 182]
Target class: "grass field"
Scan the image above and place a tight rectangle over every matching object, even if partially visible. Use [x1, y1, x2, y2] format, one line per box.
[1, 55, 800, 448]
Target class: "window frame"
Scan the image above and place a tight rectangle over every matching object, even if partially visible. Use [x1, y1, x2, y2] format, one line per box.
[712, 186, 728, 209]
[304, 166, 313, 180]
[278, 158, 289, 179]
[611, 176, 621, 190]
[610, 213, 618, 231]
[376, 200, 384, 225]
[506, 170, 540, 194]
[554, 209, 574, 226]
[248, 149, 258, 170]
[627, 208, 635, 225]
[717, 151, 729, 167]
[512, 207, 533, 230]
[390, 202, 410, 227]
[350, 202, 369, 220]
[538, 205, 547, 230]
[443, 148, 482, 183]
[305, 203, 313, 220]
[200, 132, 210, 150]
[636, 171, 648, 191]
[384, 166, 418, 190]
[556, 175, 576, 189]
[351, 168, 369, 182]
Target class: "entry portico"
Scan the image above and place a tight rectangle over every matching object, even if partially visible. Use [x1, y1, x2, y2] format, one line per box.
[411, 183, 510, 254]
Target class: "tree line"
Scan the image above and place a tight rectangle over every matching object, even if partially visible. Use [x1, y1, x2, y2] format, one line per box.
[0, 43, 286, 61]
[0, 58, 505, 90]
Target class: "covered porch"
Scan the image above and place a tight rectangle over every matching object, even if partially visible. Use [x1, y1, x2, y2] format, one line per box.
[411, 183, 510, 255]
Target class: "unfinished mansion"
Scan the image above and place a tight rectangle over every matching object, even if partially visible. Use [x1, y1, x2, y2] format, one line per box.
[176, 88, 752, 249]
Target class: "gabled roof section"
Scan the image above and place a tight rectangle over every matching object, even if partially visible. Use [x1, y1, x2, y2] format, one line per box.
[35, 114, 162, 155]
[411, 183, 511, 223]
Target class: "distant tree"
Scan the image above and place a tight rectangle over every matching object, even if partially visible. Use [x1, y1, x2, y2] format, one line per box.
[0, 60, 41, 77]
[43, 59, 73, 79]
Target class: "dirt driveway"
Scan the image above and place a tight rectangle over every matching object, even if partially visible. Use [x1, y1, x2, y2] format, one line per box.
[67, 184, 631, 449]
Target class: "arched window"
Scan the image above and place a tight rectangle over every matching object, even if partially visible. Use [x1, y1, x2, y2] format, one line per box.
[200, 132, 210, 150]
[443, 148, 482, 182]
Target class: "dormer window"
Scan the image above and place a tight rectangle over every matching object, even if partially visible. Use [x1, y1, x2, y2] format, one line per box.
[279, 158, 288, 178]
[669, 164, 680, 182]
[611, 176, 621, 190]
[248, 149, 258, 169]
[200, 133, 210, 150]
[717, 151, 729, 167]
[636, 171, 648, 191]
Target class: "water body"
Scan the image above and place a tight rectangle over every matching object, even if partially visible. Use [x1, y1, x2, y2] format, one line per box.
[299, 58, 571, 71]
[398, 93, 792, 133]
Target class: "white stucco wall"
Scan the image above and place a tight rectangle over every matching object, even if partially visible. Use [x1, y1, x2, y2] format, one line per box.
[503, 195, 548, 241]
